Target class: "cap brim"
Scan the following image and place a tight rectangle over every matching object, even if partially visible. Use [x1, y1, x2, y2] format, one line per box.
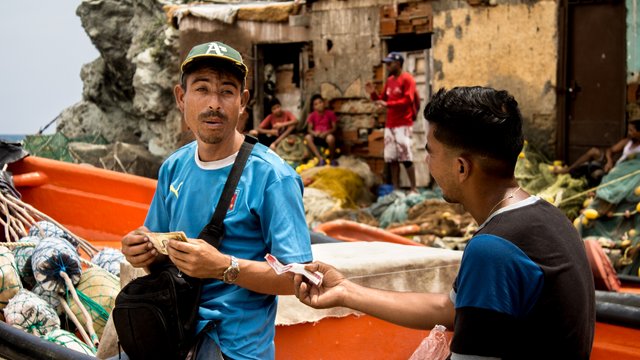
[181, 54, 248, 78]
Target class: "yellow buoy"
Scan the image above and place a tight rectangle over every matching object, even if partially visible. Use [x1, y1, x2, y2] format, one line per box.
[573, 217, 581, 228]
[518, 152, 525, 159]
[629, 229, 637, 237]
[635, 186, 640, 196]
[583, 209, 599, 220]
[583, 198, 593, 208]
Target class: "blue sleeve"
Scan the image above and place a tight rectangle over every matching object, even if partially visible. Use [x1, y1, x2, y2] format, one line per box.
[144, 164, 170, 232]
[455, 234, 544, 317]
[259, 175, 312, 264]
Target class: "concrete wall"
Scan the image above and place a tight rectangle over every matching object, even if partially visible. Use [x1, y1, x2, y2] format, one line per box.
[306, 1, 382, 99]
[430, 0, 559, 155]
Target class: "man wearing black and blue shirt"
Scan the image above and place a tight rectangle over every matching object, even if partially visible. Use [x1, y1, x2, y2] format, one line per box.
[121, 41, 312, 360]
[294, 87, 595, 359]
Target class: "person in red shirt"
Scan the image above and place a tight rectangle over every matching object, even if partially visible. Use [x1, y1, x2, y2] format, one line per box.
[366, 52, 417, 192]
[249, 97, 297, 150]
[305, 94, 338, 166]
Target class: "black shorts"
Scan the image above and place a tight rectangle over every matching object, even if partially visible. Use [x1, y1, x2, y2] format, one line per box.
[312, 136, 328, 148]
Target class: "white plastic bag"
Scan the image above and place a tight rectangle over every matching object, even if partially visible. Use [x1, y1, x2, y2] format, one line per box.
[408, 324, 449, 360]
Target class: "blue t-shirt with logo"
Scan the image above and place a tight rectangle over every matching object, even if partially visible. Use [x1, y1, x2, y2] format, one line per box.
[145, 141, 312, 360]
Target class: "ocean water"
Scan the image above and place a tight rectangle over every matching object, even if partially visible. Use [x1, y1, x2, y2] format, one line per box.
[0, 134, 26, 143]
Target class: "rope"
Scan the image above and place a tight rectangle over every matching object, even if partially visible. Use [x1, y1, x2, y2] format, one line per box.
[558, 168, 640, 206]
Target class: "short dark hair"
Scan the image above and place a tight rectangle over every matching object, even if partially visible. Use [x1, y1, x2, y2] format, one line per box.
[310, 94, 324, 104]
[424, 87, 524, 177]
[180, 58, 246, 91]
[269, 97, 281, 109]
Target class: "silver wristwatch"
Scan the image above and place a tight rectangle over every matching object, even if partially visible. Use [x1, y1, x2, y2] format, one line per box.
[222, 256, 240, 284]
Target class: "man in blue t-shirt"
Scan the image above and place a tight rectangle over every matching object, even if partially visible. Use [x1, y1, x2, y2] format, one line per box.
[294, 87, 595, 359]
[121, 41, 312, 360]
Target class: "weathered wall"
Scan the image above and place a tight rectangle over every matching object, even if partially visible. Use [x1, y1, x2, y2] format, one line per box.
[306, 2, 382, 100]
[628, 0, 639, 82]
[431, 0, 559, 155]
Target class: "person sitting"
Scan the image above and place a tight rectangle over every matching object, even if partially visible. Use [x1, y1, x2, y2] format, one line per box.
[304, 94, 338, 166]
[554, 119, 640, 185]
[249, 97, 297, 150]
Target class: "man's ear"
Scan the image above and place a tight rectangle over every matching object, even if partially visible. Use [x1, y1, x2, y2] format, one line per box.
[174, 84, 185, 113]
[457, 157, 471, 182]
[240, 89, 250, 112]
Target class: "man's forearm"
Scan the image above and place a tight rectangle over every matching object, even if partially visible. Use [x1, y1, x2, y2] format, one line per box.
[342, 281, 455, 330]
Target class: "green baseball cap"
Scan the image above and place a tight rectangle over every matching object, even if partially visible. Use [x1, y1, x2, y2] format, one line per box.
[180, 41, 248, 81]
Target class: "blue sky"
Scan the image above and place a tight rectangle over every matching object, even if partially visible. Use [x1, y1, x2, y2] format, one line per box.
[0, 1, 99, 135]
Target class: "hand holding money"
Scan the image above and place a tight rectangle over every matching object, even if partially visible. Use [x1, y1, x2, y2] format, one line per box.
[265, 253, 323, 286]
[145, 231, 188, 255]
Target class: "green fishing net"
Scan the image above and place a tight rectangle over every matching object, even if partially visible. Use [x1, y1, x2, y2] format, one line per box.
[42, 328, 96, 356]
[4, 289, 60, 336]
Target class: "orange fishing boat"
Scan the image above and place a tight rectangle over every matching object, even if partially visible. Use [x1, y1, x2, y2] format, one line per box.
[5, 155, 640, 360]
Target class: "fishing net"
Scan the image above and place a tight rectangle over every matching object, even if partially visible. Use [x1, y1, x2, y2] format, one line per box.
[303, 188, 342, 228]
[316, 208, 379, 227]
[576, 158, 640, 276]
[307, 168, 367, 208]
[515, 142, 587, 219]
[31, 237, 82, 293]
[368, 191, 439, 229]
[13, 236, 39, 289]
[274, 134, 308, 164]
[29, 220, 79, 249]
[22, 133, 108, 164]
[32, 282, 62, 316]
[91, 248, 125, 277]
[22, 133, 74, 163]
[68, 266, 120, 339]
[0, 246, 22, 309]
[4, 289, 60, 336]
[42, 328, 96, 356]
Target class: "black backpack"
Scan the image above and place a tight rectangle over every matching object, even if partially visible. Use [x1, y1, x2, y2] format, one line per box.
[112, 136, 256, 359]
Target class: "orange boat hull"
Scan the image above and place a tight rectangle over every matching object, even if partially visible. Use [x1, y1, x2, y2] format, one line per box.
[7, 156, 640, 360]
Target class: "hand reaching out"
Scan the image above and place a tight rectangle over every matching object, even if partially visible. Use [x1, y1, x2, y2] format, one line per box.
[294, 262, 348, 309]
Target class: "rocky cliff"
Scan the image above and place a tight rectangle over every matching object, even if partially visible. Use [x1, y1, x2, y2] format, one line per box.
[58, 0, 183, 157]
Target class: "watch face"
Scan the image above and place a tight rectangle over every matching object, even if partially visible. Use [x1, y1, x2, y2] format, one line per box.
[224, 267, 239, 283]
[224, 257, 240, 283]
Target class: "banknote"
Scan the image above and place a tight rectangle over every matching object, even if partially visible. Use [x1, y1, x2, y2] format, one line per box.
[144, 231, 188, 255]
[265, 253, 323, 286]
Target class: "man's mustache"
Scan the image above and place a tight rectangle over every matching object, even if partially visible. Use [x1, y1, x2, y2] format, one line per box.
[199, 109, 227, 121]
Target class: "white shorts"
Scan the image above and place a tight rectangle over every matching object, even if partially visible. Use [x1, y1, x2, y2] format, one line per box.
[384, 126, 413, 162]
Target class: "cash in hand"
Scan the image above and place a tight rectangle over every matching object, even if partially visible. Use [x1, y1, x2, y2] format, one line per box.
[144, 231, 188, 255]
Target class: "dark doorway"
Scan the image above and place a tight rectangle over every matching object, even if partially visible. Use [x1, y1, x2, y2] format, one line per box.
[557, 0, 626, 163]
[253, 42, 311, 130]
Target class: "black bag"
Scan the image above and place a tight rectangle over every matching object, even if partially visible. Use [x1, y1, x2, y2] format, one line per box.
[112, 136, 256, 360]
[112, 264, 201, 359]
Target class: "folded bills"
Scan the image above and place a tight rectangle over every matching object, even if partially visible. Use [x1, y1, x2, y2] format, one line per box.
[144, 231, 188, 255]
[265, 253, 323, 286]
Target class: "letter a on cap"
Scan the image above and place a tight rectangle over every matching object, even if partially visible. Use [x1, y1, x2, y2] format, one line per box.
[206, 42, 228, 56]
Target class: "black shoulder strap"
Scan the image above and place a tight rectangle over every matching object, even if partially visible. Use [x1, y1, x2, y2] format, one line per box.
[198, 135, 257, 247]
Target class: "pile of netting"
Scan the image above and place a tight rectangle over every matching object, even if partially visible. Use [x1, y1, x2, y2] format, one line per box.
[21, 133, 162, 178]
[301, 156, 379, 227]
[515, 141, 588, 220]
[0, 167, 124, 356]
[573, 157, 640, 276]
[22, 133, 108, 163]
[366, 191, 477, 250]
